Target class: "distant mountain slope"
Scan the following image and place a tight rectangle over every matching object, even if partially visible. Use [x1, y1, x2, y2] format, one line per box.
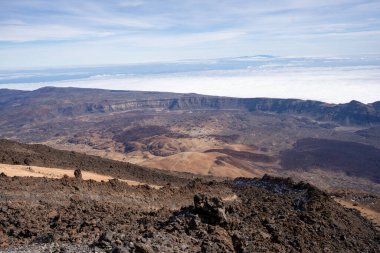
[280, 138, 380, 183]
[0, 86, 379, 125]
[0, 139, 191, 186]
[0, 87, 379, 192]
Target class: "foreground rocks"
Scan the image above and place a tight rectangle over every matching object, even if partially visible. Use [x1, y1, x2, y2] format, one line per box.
[74, 169, 82, 179]
[0, 175, 379, 252]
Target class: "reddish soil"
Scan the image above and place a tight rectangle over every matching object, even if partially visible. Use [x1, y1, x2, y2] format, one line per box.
[205, 149, 276, 163]
[0, 139, 195, 187]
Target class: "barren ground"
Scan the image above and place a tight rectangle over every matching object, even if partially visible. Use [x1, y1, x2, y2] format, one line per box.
[0, 164, 162, 189]
[1, 174, 379, 253]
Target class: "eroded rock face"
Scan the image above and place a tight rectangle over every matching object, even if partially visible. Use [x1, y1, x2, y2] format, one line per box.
[2, 87, 379, 125]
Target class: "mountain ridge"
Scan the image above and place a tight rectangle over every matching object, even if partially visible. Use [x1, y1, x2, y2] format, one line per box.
[1, 86, 379, 125]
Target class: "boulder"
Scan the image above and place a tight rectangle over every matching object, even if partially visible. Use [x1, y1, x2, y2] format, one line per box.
[193, 194, 228, 225]
[74, 169, 82, 179]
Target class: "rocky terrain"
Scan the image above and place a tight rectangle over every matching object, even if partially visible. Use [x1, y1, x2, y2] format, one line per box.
[0, 140, 378, 252]
[0, 139, 196, 187]
[0, 172, 379, 253]
[1, 87, 379, 125]
[0, 87, 379, 193]
[0, 87, 379, 252]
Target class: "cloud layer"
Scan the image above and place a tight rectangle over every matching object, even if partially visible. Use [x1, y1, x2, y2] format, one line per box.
[2, 65, 379, 104]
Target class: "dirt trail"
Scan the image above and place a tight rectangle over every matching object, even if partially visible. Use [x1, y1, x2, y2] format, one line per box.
[335, 198, 380, 230]
[0, 163, 162, 189]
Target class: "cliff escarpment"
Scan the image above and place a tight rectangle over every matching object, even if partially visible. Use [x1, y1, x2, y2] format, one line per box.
[0, 87, 379, 125]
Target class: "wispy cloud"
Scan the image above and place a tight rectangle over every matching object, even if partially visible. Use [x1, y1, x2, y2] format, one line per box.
[0, 0, 379, 67]
[0, 24, 112, 42]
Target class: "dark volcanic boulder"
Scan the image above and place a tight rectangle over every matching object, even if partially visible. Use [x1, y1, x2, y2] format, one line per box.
[193, 194, 228, 225]
[74, 168, 82, 179]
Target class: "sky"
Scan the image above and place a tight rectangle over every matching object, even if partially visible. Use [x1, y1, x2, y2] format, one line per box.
[1, 0, 380, 68]
[0, 1, 379, 103]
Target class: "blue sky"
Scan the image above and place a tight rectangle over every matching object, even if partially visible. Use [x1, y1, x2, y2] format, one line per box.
[1, 0, 380, 68]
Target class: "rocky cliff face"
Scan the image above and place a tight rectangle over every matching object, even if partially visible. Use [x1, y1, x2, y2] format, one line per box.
[93, 97, 380, 125]
[1, 87, 379, 125]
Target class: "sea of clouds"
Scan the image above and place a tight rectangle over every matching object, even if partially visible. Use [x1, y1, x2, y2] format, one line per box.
[1, 56, 379, 104]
